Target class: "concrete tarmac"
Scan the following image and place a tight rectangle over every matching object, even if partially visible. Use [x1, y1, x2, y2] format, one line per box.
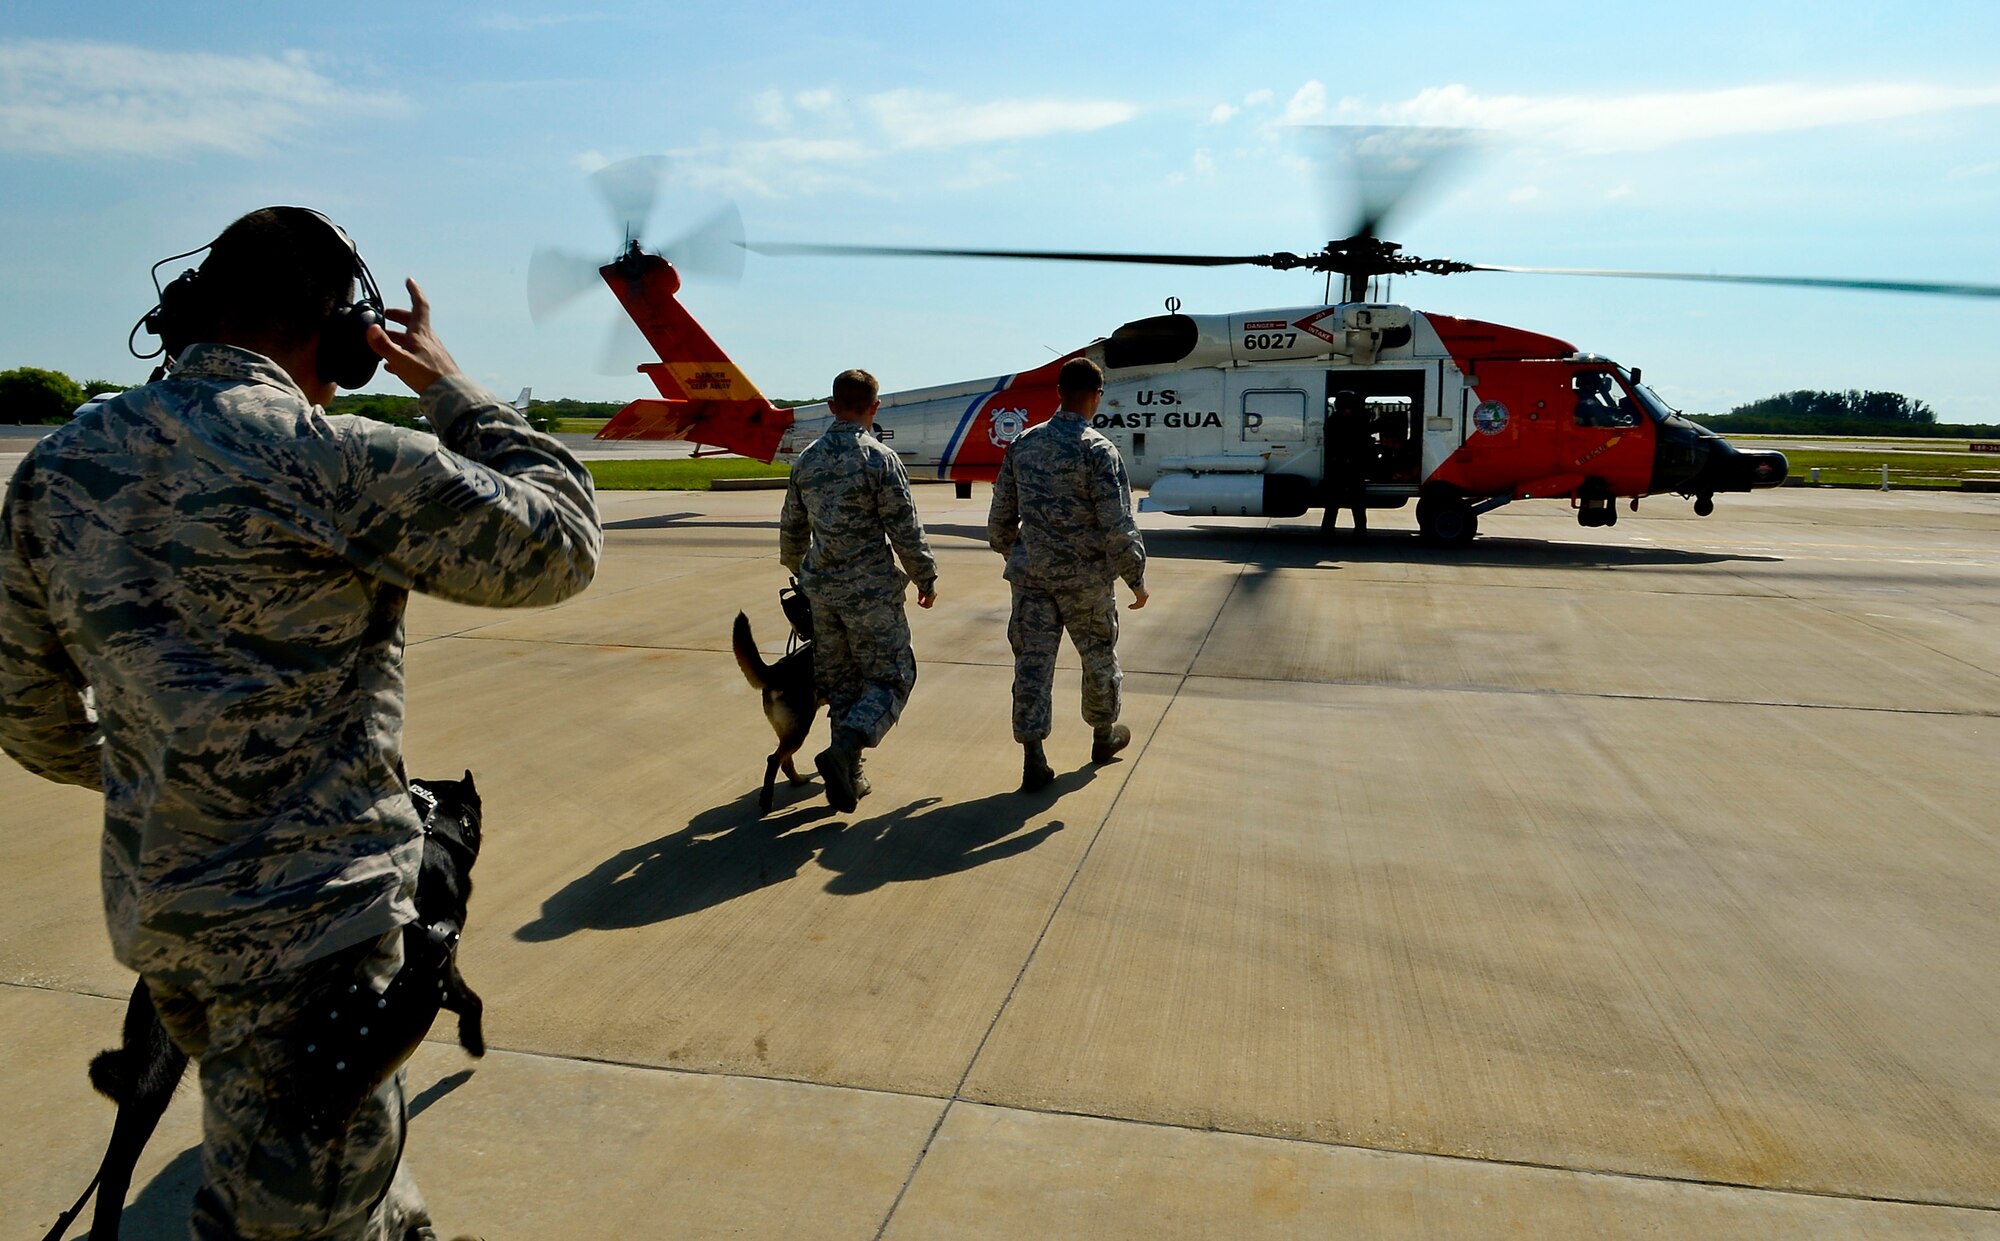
[5, 486, 1998, 1238]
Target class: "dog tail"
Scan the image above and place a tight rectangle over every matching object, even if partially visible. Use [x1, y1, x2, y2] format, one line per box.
[732, 612, 772, 690]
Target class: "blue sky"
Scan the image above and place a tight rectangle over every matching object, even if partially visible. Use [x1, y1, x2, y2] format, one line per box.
[4, 1, 1999, 421]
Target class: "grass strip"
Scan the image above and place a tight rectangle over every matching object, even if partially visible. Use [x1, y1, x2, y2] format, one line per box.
[586, 458, 790, 491]
[1777, 449, 2000, 489]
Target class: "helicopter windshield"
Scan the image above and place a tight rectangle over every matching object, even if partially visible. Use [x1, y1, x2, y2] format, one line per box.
[1616, 370, 1705, 431]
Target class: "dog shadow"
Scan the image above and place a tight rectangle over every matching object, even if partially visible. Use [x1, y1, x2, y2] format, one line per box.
[814, 768, 1091, 895]
[515, 786, 842, 940]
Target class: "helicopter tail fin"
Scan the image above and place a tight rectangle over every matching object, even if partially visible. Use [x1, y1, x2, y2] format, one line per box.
[594, 251, 791, 461]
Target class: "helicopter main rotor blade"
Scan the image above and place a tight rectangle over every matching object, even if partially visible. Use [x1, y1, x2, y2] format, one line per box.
[1298, 125, 1482, 241]
[527, 246, 609, 323]
[1473, 264, 2000, 299]
[747, 240, 1273, 268]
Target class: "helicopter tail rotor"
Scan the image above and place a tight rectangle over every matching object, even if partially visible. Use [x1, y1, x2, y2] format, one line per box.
[527, 157, 744, 371]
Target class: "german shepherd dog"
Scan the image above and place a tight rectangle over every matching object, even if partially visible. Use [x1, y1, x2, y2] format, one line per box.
[46, 773, 487, 1241]
[732, 611, 825, 814]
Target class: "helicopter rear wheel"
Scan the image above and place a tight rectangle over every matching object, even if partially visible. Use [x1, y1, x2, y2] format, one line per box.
[1693, 494, 1715, 517]
[1417, 493, 1478, 546]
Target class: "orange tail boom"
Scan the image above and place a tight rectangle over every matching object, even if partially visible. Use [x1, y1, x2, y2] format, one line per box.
[594, 250, 791, 461]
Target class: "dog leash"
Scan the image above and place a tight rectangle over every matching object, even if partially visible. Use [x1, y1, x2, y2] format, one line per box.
[40, 1167, 104, 1241]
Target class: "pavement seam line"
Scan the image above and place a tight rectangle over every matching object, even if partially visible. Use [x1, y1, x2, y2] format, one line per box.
[22, 982, 1993, 1219]
[425, 635, 2000, 719]
[866, 545, 1259, 1241]
[1182, 668, 2000, 719]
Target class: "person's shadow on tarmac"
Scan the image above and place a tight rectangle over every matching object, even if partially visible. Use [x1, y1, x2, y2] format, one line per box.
[515, 784, 843, 940]
[813, 769, 1089, 895]
[516, 768, 1090, 939]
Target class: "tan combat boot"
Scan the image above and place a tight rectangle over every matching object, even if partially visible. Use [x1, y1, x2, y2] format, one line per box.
[1090, 723, 1131, 764]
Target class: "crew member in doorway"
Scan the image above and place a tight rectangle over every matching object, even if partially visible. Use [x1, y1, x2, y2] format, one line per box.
[1324, 389, 1373, 538]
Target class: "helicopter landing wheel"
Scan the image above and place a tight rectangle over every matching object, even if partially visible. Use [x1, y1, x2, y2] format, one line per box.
[1693, 494, 1715, 517]
[1417, 493, 1478, 546]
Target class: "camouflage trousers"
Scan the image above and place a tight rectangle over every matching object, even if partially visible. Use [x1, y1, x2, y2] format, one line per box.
[1008, 581, 1121, 743]
[148, 930, 434, 1241]
[806, 582, 917, 748]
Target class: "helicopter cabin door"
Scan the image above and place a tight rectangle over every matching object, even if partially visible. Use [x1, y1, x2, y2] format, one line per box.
[1320, 368, 1428, 501]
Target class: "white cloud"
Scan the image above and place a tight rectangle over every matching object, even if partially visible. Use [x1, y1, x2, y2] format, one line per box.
[1191, 148, 1215, 175]
[750, 89, 790, 129]
[1210, 103, 1239, 125]
[867, 90, 1137, 149]
[1283, 81, 1327, 126]
[1507, 185, 1543, 203]
[669, 137, 878, 199]
[1244, 89, 1274, 108]
[1335, 82, 2000, 154]
[0, 39, 401, 158]
[675, 86, 1140, 198]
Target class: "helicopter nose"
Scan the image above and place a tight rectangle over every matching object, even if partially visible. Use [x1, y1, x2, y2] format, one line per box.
[1732, 449, 1789, 489]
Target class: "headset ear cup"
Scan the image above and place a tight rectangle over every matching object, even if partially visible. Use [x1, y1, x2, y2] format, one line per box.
[149, 269, 207, 362]
[319, 300, 384, 389]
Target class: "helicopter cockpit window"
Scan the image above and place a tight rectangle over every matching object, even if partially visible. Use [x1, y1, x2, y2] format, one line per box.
[1104, 314, 1200, 369]
[1572, 371, 1639, 429]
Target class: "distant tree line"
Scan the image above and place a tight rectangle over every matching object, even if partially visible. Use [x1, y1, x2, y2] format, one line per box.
[1692, 389, 2000, 438]
[3, 367, 834, 430]
[0, 367, 131, 424]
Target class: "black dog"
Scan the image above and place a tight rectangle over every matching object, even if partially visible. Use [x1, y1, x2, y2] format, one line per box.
[48, 773, 486, 1241]
[732, 611, 825, 814]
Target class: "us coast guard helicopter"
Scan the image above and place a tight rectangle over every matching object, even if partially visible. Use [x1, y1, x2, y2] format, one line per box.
[532, 137, 2000, 544]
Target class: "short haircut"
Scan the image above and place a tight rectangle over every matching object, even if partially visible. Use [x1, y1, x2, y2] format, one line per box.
[1058, 356, 1103, 397]
[199, 207, 357, 346]
[829, 368, 880, 412]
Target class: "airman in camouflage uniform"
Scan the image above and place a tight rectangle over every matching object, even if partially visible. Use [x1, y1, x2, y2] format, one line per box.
[779, 369, 937, 812]
[988, 357, 1148, 792]
[0, 208, 601, 1240]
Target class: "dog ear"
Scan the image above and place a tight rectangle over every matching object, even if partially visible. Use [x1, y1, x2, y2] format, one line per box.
[462, 769, 475, 791]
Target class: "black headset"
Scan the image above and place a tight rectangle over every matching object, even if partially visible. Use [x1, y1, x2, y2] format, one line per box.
[132, 206, 386, 390]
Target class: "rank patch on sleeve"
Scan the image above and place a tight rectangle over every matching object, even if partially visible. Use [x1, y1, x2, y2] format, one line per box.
[425, 463, 505, 513]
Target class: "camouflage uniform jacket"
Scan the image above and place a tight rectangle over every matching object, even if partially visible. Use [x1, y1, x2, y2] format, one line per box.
[0, 345, 602, 987]
[779, 420, 937, 599]
[988, 409, 1146, 592]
